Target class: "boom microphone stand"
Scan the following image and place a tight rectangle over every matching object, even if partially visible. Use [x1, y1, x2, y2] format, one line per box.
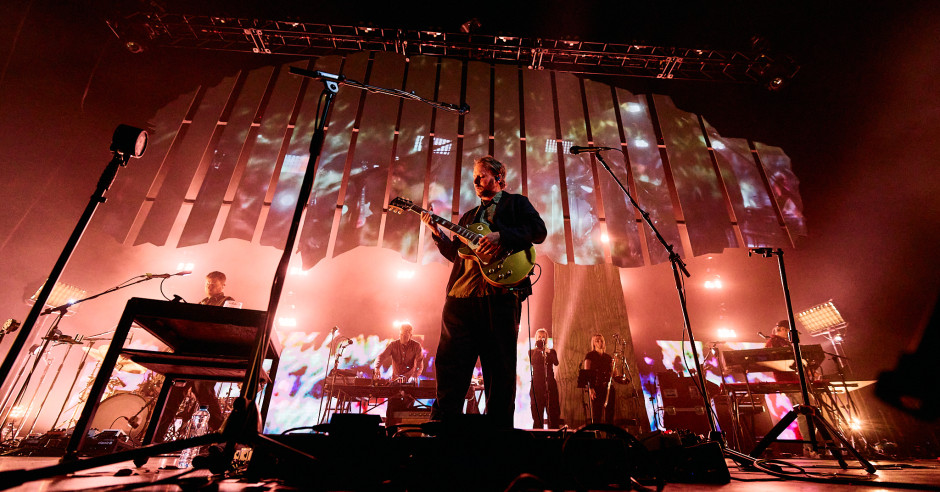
[747, 248, 875, 473]
[590, 149, 756, 466]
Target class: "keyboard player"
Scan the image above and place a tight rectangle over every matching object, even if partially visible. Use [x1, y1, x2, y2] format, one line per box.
[765, 319, 817, 457]
[372, 323, 425, 416]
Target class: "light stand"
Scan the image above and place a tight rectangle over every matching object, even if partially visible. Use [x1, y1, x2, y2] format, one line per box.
[0, 125, 146, 411]
[746, 248, 875, 473]
[590, 149, 756, 465]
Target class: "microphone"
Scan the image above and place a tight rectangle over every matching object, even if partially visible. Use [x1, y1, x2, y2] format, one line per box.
[288, 66, 345, 82]
[757, 331, 769, 339]
[145, 271, 192, 279]
[440, 102, 470, 114]
[331, 326, 338, 333]
[569, 145, 615, 155]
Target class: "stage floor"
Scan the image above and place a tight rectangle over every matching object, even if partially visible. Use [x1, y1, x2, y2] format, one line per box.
[1, 455, 938, 491]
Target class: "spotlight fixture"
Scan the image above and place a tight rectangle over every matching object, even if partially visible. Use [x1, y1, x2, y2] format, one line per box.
[460, 18, 481, 33]
[110, 124, 148, 162]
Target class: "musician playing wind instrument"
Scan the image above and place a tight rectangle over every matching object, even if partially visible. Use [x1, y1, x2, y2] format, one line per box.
[421, 155, 546, 428]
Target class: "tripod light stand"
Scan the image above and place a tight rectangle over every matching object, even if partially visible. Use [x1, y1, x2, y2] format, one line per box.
[747, 248, 875, 474]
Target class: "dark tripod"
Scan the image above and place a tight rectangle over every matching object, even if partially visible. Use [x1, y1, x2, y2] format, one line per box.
[747, 248, 875, 473]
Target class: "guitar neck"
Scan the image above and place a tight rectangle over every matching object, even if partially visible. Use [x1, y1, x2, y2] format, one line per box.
[403, 205, 479, 242]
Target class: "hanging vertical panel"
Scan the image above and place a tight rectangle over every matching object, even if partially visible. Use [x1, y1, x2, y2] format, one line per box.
[297, 54, 369, 268]
[616, 90, 683, 264]
[258, 61, 322, 249]
[583, 81, 644, 268]
[492, 65, 523, 193]
[99, 89, 197, 244]
[218, 65, 304, 242]
[134, 75, 238, 246]
[702, 119, 790, 248]
[420, 57, 462, 265]
[652, 95, 736, 256]
[523, 69, 568, 264]
[556, 74, 604, 264]
[457, 61, 492, 215]
[332, 52, 406, 258]
[179, 67, 275, 248]
[753, 142, 806, 242]
[383, 55, 437, 262]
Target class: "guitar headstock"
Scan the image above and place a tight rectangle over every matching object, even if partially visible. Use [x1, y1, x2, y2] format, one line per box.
[388, 196, 414, 215]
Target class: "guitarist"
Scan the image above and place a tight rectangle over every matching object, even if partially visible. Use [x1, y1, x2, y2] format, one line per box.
[423, 155, 546, 428]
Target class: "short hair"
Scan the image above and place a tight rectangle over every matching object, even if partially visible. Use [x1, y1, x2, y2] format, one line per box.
[775, 320, 790, 329]
[475, 155, 507, 188]
[536, 328, 548, 337]
[399, 323, 414, 333]
[206, 271, 226, 283]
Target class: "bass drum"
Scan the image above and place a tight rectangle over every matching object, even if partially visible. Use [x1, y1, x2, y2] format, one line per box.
[90, 393, 151, 442]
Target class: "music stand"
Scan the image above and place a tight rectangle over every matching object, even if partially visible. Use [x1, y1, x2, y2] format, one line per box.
[747, 249, 875, 473]
[797, 300, 851, 373]
[577, 368, 595, 424]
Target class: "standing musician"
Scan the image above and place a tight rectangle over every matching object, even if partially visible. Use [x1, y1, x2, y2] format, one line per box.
[529, 328, 561, 429]
[422, 155, 547, 428]
[584, 333, 616, 424]
[154, 271, 229, 442]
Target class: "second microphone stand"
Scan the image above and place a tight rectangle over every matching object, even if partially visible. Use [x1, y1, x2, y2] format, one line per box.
[592, 150, 756, 466]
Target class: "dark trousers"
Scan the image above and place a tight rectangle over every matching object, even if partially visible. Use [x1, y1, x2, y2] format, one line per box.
[591, 384, 616, 424]
[154, 380, 224, 442]
[530, 381, 561, 428]
[430, 294, 521, 428]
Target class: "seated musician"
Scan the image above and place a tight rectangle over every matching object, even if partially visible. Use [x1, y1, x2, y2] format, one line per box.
[154, 271, 230, 442]
[372, 323, 425, 416]
[765, 320, 799, 382]
[765, 319, 818, 457]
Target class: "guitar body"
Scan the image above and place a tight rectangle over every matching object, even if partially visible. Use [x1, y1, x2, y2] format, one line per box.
[386, 197, 536, 287]
[456, 222, 537, 287]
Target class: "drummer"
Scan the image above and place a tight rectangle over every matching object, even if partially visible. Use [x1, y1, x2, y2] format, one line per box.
[153, 271, 231, 442]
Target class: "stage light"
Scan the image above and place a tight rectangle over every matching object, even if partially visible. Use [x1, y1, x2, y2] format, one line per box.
[278, 318, 297, 327]
[601, 233, 610, 243]
[717, 328, 737, 339]
[396, 269, 416, 280]
[110, 124, 148, 161]
[633, 138, 649, 148]
[289, 267, 309, 276]
[459, 18, 481, 33]
[176, 262, 195, 273]
[704, 276, 722, 289]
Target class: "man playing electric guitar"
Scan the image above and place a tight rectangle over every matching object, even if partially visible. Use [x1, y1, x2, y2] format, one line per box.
[421, 155, 546, 428]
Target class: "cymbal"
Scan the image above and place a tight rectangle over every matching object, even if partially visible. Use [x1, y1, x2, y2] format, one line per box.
[82, 346, 146, 373]
[115, 357, 147, 374]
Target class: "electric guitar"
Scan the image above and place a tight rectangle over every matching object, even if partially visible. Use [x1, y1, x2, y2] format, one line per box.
[388, 197, 536, 287]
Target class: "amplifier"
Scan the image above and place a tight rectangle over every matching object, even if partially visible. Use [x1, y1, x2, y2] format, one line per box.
[387, 409, 432, 425]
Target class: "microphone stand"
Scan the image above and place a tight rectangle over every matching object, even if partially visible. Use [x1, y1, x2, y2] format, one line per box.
[592, 150, 756, 466]
[747, 249, 875, 473]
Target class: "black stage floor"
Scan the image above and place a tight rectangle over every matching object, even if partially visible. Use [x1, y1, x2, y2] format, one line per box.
[1, 454, 938, 491]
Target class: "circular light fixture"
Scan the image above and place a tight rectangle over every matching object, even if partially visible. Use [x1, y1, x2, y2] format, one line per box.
[110, 124, 148, 159]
